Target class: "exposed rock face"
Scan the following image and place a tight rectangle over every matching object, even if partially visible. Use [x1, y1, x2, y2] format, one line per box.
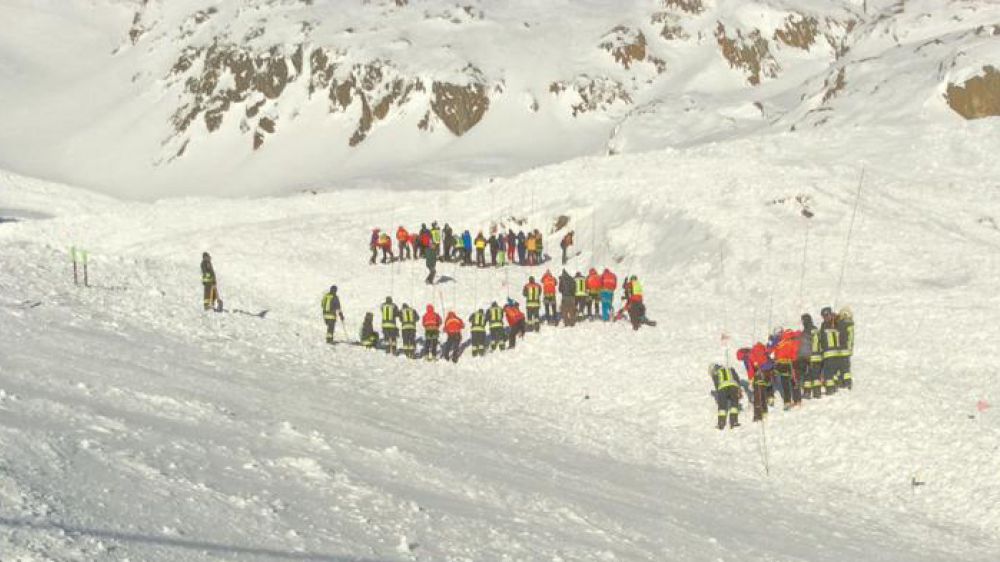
[946, 66, 1000, 119]
[550, 76, 633, 117]
[716, 23, 780, 86]
[431, 81, 489, 136]
[774, 15, 819, 50]
[662, 0, 704, 14]
[168, 41, 301, 152]
[600, 26, 647, 70]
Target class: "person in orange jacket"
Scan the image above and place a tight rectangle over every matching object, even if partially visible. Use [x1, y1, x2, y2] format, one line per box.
[585, 268, 602, 320]
[396, 226, 411, 261]
[771, 327, 803, 408]
[541, 270, 558, 324]
[422, 304, 442, 360]
[442, 311, 464, 363]
[600, 268, 617, 321]
[503, 299, 526, 350]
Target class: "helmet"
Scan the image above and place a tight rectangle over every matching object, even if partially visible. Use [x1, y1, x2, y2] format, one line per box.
[386, 296, 393, 304]
[402, 303, 409, 309]
[330, 285, 337, 293]
[491, 301, 498, 307]
[507, 298, 516, 306]
[528, 276, 535, 283]
[801, 313, 814, 329]
[839, 306, 853, 320]
[821, 306, 833, 318]
[426, 304, 434, 312]
[202, 252, 210, 259]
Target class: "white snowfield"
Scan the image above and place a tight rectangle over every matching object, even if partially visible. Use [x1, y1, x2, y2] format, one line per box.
[2, 123, 999, 560]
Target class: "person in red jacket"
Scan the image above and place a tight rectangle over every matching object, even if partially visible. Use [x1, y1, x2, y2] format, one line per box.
[503, 300, 526, 350]
[422, 304, 442, 360]
[541, 270, 558, 324]
[369, 228, 380, 265]
[442, 311, 464, 363]
[600, 268, 617, 321]
[771, 328, 803, 408]
[585, 268, 602, 320]
[739, 342, 774, 421]
[396, 226, 411, 261]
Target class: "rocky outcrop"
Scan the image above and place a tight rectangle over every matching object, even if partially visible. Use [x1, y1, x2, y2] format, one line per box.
[600, 26, 647, 70]
[168, 41, 302, 152]
[716, 23, 780, 86]
[946, 66, 1000, 120]
[774, 15, 819, 50]
[550, 76, 632, 117]
[661, 0, 704, 14]
[431, 80, 489, 136]
[168, 33, 494, 153]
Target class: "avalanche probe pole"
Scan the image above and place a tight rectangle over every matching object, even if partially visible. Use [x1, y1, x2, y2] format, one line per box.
[834, 167, 865, 310]
[82, 250, 89, 288]
[71, 246, 78, 286]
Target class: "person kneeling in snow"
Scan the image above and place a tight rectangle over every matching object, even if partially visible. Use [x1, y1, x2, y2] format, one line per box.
[360, 312, 379, 349]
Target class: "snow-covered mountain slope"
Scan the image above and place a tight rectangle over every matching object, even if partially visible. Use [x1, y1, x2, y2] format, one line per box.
[2, 122, 999, 559]
[1, 0, 999, 198]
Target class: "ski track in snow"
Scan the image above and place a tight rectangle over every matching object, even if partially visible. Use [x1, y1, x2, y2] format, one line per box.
[1, 138, 1000, 561]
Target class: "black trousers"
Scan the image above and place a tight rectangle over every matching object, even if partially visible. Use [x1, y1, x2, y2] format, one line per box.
[753, 381, 770, 421]
[715, 386, 740, 429]
[442, 334, 461, 362]
[471, 331, 487, 356]
[490, 327, 505, 350]
[325, 319, 337, 343]
[526, 306, 540, 331]
[423, 331, 439, 357]
[544, 297, 557, 322]
[508, 321, 525, 349]
[401, 328, 416, 355]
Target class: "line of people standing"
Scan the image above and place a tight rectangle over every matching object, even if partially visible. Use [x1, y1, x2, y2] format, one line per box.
[335, 268, 650, 363]
[370, 223, 551, 268]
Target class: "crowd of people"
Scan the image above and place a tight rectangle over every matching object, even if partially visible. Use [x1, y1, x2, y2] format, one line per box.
[369, 223, 580, 269]
[319, 268, 651, 363]
[709, 306, 856, 430]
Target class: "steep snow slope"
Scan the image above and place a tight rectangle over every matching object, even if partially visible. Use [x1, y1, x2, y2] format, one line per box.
[1, 0, 999, 198]
[2, 124, 999, 559]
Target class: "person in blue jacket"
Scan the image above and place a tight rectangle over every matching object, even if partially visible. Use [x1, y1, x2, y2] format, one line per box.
[461, 230, 473, 265]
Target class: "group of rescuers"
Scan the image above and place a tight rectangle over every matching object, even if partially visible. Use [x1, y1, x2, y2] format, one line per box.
[707, 306, 855, 430]
[320, 268, 650, 362]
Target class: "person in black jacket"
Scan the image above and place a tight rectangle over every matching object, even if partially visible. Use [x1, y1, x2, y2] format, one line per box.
[321, 285, 344, 344]
[558, 269, 576, 327]
[442, 223, 453, 262]
[709, 363, 742, 430]
[380, 297, 400, 355]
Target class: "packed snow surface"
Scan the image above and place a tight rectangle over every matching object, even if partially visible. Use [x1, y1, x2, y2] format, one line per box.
[2, 122, 1000, 560]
